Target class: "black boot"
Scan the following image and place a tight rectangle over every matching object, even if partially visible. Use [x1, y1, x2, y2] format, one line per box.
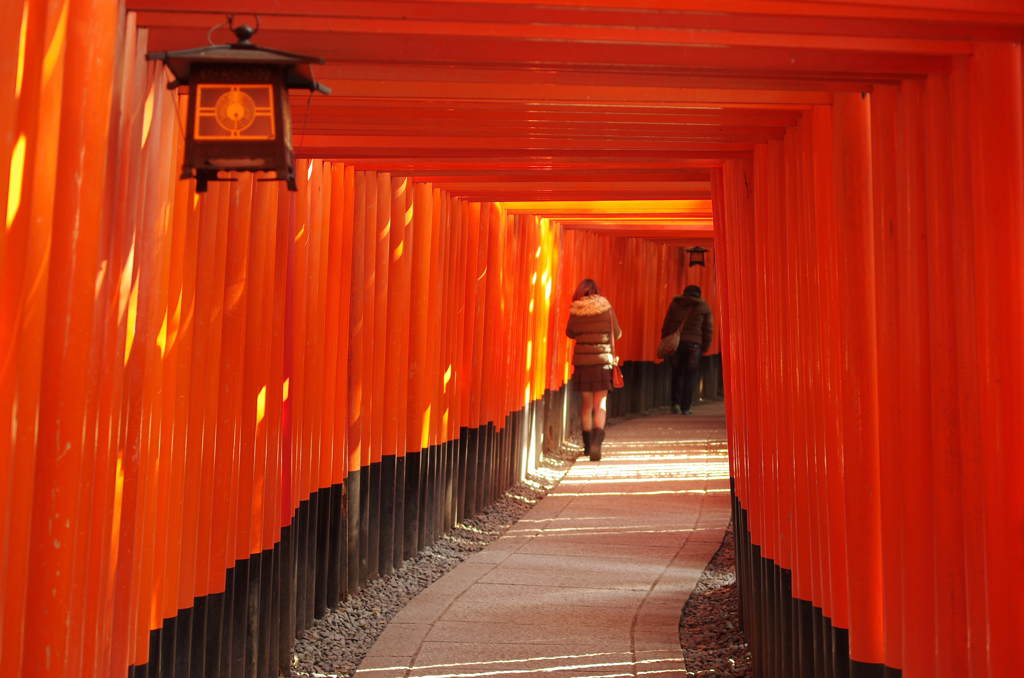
[589, 427, 604, 461]
[581, 430, 591, 458]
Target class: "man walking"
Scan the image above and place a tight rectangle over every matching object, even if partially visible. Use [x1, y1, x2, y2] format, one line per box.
[660, 285, 713, 414]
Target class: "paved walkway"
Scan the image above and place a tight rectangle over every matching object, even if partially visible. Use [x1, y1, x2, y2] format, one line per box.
[355, 402, 731, 678]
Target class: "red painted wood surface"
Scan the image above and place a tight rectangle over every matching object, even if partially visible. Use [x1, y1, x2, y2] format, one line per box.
[3, 2, 1024, 677]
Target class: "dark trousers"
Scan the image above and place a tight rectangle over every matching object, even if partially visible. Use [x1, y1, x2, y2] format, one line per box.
[671, 342, 703, 411]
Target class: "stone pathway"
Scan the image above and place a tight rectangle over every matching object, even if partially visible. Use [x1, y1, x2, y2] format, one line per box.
[355, 402, 731, 678]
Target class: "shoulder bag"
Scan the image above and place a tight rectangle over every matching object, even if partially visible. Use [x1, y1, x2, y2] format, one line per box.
[610, 311, 624, 389]
[656, 304, 694, 359]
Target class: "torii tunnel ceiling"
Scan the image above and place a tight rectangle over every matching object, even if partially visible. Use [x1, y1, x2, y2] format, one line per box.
[130, 0, 1024, 242]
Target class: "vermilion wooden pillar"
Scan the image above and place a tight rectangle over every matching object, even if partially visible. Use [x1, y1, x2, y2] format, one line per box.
[810, 103, 851, 674]
[319, 162, 346, 607]
[832, 91, 885, 676]
[966, 42, 1024, 678]
[383, 176, 412, 572]
[405, 181, 433, 551]
[2, 0, 64, 673]
[919, 71, 967, 678]
[866, 82, 906, 678]
[345, 171, 367, 591]
[19, 0, 118, 673]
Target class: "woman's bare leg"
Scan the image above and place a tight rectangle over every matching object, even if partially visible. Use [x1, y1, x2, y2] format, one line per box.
[593, 390, 609, 429]
[581, 391, 595, 430]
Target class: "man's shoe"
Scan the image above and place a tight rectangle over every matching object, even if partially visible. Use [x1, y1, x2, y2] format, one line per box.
[682, 409, 693, 415]
[671, 404, 682, 415]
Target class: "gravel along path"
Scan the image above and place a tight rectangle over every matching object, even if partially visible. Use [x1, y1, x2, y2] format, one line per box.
[285, 454, 573, 678]
[678, 527, 753, 677]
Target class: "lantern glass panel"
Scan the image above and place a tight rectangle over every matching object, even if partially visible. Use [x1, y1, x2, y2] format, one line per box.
[194, 84, 276, 141]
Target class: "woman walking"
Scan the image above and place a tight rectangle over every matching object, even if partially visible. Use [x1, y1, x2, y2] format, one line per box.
[566, 279, 622, 461]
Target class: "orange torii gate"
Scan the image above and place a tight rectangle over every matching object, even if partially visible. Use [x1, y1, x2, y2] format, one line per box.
[2, 2, 1023, 677]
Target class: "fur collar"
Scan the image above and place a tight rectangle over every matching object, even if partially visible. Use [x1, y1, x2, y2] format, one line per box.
[569, 295, 612, 316]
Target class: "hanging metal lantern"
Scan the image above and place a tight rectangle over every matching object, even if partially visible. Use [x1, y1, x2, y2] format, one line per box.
[686, 245, 709, 267]
[147, 17, 330, 192]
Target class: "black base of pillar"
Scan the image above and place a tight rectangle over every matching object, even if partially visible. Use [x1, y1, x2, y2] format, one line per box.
[128, 390, 582, 678]
[734, 494, 900, 678]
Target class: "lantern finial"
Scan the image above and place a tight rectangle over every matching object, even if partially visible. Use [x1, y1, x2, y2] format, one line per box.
[233, 24, 257, 44]
[228, 14, 260, 45]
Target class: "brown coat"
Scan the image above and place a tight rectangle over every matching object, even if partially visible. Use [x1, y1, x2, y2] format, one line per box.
[660, 294, 713, 353]
[566, 295, 622, 366]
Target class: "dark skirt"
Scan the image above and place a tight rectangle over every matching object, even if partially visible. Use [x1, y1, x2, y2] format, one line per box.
[572, 364, 614, 392]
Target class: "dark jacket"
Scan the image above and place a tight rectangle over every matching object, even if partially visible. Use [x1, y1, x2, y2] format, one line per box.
[566, 295, 622, 367]
[660, 294, 713, 353]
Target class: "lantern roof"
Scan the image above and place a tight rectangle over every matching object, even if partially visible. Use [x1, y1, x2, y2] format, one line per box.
[146, 24, 331, 94]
